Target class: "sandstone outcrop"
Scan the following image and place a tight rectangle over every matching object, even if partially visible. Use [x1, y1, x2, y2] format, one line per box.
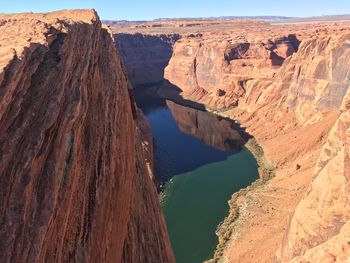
[278, 87, 350, 262]
[164, 34, 300, 109]
[167, 23, 350, 263]
[281, 33, 350, 124]
[114, 19, 350, 262]
[122, 115, 173, 262]
[0, 10, 174, 263]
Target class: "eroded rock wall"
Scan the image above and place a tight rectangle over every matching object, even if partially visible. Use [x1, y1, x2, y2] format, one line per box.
[0, 10, 174, 263]
[281, 33, 350, 124]
[113, 20, 350, 262]
[115, 33, 180, 86]
[278, 87, 350, 262]
[164, 34, 300, 109]
[122, 120, 174, 262]
[161, 23, 350, 262]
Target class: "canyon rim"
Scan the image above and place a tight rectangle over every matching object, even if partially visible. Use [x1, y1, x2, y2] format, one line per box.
[114, 17, 350, 262]
[0, 2, 350, 263]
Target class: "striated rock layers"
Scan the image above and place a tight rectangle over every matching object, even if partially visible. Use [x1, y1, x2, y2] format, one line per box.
[114, 20, 350, 262]
[164, 23, 350, 262]
[279, 87, 350, 262]
[0, 10, 174, 263]
[165, 34, 300, 109]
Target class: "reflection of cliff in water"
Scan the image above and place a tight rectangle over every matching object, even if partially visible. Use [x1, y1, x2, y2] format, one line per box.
[166, 100, 249, 152]
[134, 86, 253, 185]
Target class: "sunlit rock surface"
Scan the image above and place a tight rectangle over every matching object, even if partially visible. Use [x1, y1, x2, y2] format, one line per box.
[114, 19, 350, 262]
[0, 10, 174, 263]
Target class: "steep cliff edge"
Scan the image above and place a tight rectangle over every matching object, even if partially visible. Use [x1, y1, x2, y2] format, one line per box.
[164, 34, 300, 109]
[111, 20, 350, 262]
[278, 88, 350, 262]
[112, 19, 350, 262]
[162, 23, 350, 262]
[115, 33, 180, 86]
[0, 10, 174, 263]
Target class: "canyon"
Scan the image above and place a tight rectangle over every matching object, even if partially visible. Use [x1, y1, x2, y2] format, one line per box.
[134, 89, 259, 262]
[0, 10, 174, 263]
[0, 7, 349, 263]
[114, 18, 350, 262]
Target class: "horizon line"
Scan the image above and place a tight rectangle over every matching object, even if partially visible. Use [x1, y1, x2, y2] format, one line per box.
[103, 13, 350, 22]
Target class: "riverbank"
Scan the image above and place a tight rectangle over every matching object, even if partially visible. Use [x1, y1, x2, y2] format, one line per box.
[136, 87, 261, 263]
[148, 83, 278, 261]
[151, 82, 338, 262]
[198, 108, 277, 262]
[205, 109, 338, 262]
[162, 149, 259, 263]
[206, 137, 275, 262]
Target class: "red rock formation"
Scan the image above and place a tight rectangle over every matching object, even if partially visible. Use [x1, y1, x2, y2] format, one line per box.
[163, 28, 302, 110]
[122, 116, 174, 262]
[165, 24, 350, 262]
[283, 33, 350, 124]
[113, 19, 350, 262]
[278, 87, 350, 262]
[0, 10, 174, 263]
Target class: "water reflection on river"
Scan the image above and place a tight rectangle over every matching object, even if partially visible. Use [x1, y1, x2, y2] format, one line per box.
[135, 89, 259, 263]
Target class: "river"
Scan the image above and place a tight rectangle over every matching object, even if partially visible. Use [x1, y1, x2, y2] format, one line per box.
[135, 89, 259, 263]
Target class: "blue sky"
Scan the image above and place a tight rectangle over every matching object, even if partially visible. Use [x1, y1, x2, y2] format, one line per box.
[0, 0, 349, 20]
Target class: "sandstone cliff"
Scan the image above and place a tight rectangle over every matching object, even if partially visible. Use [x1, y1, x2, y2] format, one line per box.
[278, 85, 350, 262]
[164, 34, 300, 109]
[163, 23, 350, 262]
[115, 20, 350, 262]
[0, 10, 174, 263]
[115, 33, 180, 86]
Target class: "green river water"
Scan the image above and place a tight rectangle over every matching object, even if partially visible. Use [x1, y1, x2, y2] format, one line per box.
[136, 92, 259, 263]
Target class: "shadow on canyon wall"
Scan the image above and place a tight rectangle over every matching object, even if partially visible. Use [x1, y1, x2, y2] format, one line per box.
[132, 81, 253, 185]
[115, 33, 180, 86]
[115, 32, 255, 184]
[134, 80, 208, 111]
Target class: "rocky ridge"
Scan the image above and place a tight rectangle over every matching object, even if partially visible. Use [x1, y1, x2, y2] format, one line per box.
[0, 10, 174, 263]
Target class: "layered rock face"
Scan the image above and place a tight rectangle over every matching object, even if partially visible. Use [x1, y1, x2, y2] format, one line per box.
[115, 33, 180, 86]
[279, 88, 350, 262]
[276, 33, 350, 124]
[164, 24, 350, 117]
[122, 113, 172, 262]
[164, 34, 300, 109]
[163, 23, 350, 262]
[114, 20, 350, 262]
[0, 10, 174, 263]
